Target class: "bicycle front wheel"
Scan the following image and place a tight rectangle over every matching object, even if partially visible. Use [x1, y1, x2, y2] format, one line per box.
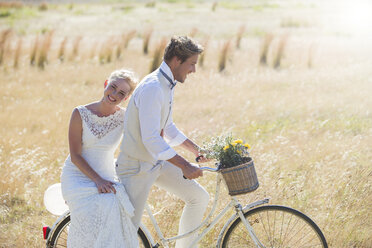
[221, 205, 327, 248]
[47, 214, 151, 248]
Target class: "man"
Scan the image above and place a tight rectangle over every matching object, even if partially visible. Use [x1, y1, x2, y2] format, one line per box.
[116, 36, 209, 247]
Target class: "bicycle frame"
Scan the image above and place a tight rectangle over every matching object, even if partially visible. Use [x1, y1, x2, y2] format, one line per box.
[140, 168, 269, 248]
[44, 168, 270, 248]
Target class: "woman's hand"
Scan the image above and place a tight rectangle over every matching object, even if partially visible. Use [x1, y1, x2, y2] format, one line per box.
[94, 178, 117, 194]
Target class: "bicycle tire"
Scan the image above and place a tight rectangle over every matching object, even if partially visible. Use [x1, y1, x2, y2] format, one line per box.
[47, 214, 152, 248]
[221, 205, 328, 248]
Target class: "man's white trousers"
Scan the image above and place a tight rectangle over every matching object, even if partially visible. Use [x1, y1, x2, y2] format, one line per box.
[116, 156, 209, 248]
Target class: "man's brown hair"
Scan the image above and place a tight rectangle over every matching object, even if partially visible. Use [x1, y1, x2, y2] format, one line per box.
[164, 36, 204, 63]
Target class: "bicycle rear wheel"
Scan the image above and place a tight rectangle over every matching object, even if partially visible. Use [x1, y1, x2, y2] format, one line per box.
[221, 205, 327, 248]
[47, 214, 151, 248]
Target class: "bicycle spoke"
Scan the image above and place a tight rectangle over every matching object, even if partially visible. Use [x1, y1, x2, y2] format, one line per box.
[292, 222, 317, 247]
[257, 211, 271, 243]
[221, 206, 327, 248]
[299, 243, 324, 248]
[280, 210, 285, 245]
[297, 228, 323, 248]
[285, 220, 308, 246]
[266, 209, 273, 246]
[272, 210, 276, 247]
[282, 213, 297, 245]
[234, 225, 252, 245]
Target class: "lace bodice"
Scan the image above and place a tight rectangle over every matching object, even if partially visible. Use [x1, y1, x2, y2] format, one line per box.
[63, 105, 125, 181]
[78, 105, 125, 140]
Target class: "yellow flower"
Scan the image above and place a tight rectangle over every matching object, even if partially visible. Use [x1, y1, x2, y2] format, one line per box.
[223, 145, 230, 151]
[237, 150, 242, 154]
[231, 143, 236, 147]
[244, 143, 251, 149]
[233, 139, 243, 144]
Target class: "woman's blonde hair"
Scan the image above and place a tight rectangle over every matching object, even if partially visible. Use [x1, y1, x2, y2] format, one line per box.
[107, 69, 138, 95]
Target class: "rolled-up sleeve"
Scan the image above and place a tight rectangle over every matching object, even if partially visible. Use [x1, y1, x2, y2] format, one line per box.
[163, 114, 187, 147]
[137, 84, 177, 161]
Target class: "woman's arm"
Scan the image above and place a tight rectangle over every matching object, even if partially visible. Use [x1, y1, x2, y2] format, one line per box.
[68, 108, 116, 194]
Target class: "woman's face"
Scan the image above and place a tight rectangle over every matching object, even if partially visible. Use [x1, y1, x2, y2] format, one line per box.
[103, 78, 131, 105]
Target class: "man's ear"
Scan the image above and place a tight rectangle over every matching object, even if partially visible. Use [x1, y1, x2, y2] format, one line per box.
[175, 56, 182, 65]
[170, 56, 181, 67]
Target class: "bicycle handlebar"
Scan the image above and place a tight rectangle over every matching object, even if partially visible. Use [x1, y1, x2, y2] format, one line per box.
[183, 166, 219, 179]
[200, 167, 219, 172]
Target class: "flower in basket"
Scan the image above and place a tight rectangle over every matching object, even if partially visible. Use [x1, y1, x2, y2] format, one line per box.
[202, 134, 251, 169]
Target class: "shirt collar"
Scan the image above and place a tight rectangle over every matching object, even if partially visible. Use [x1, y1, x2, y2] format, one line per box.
[159, 61, 177, 89]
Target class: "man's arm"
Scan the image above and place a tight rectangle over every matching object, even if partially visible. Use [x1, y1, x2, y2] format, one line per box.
[137, 84, 177, 160]
[178, 139, 210, 163]
[167, 154, 203, 179]
[163, 112, 209, 163]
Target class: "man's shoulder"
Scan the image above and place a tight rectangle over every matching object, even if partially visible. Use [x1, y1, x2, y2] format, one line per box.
[134, 72, 164, 101]
[139, 71, 159, 87]
[137, 71, 163, 92]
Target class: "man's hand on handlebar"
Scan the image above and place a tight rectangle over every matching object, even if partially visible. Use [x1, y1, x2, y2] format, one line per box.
[182, 163, 203, 179]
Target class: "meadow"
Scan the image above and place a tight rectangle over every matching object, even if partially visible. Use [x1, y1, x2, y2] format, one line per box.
[0, 0, 371, 247]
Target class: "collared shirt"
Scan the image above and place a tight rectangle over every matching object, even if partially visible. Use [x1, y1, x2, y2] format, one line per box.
[132, 61, 187, 161]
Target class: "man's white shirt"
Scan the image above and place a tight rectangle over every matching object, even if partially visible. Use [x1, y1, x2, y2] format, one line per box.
[132, 61, 187, 161]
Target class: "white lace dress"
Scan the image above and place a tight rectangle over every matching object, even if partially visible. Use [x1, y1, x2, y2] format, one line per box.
[60, 105, 138, 248]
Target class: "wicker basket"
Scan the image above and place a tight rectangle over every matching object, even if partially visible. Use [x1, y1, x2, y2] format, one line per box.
[220, 157, 259, 196]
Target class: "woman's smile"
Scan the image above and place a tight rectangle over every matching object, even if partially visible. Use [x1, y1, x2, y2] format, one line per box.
[107, 95, 116, 102]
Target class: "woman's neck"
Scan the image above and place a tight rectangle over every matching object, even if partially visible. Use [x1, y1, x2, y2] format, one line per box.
[95, 100, 118, 116]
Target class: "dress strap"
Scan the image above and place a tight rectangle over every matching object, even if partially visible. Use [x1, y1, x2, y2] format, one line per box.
[76, 105, 90, 125]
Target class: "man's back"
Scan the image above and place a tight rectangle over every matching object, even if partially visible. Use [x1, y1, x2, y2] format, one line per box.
[117, 68, 172, 165]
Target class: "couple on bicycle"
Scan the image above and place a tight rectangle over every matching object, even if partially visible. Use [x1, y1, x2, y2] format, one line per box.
[60, 36, 210, 248]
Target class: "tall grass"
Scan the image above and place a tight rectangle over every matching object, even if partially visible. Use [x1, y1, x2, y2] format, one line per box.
[218, 40, 230, 72]
[236, 25, 245, 49]
[89, 41, 98, 60]
[99, 38, 114, 64]
[308, 42, 315, 68]
[0, 2, 23, 8]
[70, 36, 82, 61]
[211, 1, 218, 11]
[189, 27, 198, 38]
[37, 31, 54, 70]
[0, 29, 12, 65]
[58, 37, 67, 62]
[115, 35, 125, 60]
[273, 34, 288, 69]
[38, 2, 48, 11]
[30, 35, 39, 66]
[122, 30, 136, 49]
[149, 38, 167, 73]
[199, 37, 209, 68]
[13, 37, 22, 68]
[259, 33, 273, 66]
[143, 28, 153, 55]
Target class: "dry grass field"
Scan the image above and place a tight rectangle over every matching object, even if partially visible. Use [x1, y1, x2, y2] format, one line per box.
[0, 0, 371, 247]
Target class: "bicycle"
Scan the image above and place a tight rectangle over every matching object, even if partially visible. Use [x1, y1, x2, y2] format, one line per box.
[43, 167, 328, 247]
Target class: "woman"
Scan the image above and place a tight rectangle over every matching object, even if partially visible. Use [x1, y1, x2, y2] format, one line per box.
[60, 69, 138, 247]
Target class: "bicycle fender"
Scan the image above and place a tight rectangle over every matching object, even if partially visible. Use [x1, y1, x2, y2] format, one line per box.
[216, 198, 269, 247]
[216, 212, 239, 247]
[139, 222, 156, 246]
[45, 210, 70, 245]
